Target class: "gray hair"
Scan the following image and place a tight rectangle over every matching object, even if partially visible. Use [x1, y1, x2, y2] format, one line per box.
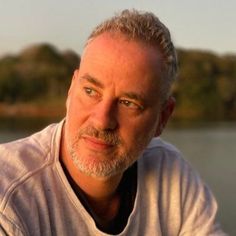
[86, 9, 178, 102]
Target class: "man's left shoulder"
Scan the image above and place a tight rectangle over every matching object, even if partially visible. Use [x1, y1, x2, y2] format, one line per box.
[140, 137, 191, 175]
[144, 137, 182, 160]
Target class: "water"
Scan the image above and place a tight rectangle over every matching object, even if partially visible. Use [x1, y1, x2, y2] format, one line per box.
[0, 118, 235, 235]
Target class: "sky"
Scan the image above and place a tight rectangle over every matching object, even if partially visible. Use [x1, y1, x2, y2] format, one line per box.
[0, 0, 236, 57]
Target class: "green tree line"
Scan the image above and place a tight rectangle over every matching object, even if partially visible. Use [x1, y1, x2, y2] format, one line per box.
[0, 43, 235, 120]
[174, 49, 236, 120]
[0, 44, 80, 103]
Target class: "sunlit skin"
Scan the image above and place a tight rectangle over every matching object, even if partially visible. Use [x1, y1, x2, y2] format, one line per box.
[60, 32, 175, 221]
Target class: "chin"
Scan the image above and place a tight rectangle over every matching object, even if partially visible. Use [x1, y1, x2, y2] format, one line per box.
[70, 150, 135, 178]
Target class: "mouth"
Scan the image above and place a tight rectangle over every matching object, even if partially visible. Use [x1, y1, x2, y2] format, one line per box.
[82, 136, 115, 151]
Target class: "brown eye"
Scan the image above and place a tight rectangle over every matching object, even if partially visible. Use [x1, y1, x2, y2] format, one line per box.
[119, 99, 142, 110]
[84, 87, 98, 97]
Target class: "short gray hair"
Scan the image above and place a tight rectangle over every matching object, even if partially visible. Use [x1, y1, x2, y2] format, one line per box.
[86, 9, 178, 102]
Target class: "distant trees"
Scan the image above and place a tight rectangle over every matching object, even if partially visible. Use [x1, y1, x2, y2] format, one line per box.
[0, 43, 235, 120]
[0, 44, 80, 103]
[173, 49, 236, 120]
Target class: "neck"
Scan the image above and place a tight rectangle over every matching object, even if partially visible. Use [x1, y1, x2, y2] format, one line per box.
[73, 171, 123, 222]
[70, 166, 123, 201]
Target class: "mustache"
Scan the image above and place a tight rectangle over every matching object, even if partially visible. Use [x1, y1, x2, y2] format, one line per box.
[77, 126, 122, 146]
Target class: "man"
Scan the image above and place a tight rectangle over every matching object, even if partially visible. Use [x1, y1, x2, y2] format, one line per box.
[0, 9, 225, 236]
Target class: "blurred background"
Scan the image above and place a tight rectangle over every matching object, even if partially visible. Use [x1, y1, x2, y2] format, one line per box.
[0, 0, 235, 234]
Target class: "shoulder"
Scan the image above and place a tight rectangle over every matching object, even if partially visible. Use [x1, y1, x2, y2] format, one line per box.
[138, 138, 225, 235]
[0, 122, 59, 168]
[141, 137, 185, 169]
[146, 137, 182, 155]
[139, 137, 200, 190]
[0, 122, 61, 207]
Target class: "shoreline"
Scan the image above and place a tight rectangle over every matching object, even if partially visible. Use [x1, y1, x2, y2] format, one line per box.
[0, 102, 65, 118]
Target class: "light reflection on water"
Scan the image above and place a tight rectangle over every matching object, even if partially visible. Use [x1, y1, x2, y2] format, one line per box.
[0, 118, 235, 235]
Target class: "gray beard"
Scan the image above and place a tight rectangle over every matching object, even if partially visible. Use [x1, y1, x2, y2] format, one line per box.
[69, 143, 141, 178]
[66, 124, 155, 178]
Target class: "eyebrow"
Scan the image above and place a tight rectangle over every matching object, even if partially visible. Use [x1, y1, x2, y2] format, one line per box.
[80, 74, 104, 89]
[122, 92, 146, 105]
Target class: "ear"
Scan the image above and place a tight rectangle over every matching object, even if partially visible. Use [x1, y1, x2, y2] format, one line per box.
[155, 96, 175, 137]
[66, 69, 79, 109]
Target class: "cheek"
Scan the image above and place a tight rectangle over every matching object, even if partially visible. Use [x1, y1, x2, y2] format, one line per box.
[67, 93, 91, 123]
[120, 113, 159, 144]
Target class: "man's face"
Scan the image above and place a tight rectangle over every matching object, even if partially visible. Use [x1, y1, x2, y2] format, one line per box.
[64, 33, 171, 178]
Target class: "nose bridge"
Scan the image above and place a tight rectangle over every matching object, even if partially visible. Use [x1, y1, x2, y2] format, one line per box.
[92, 98, 118, 130]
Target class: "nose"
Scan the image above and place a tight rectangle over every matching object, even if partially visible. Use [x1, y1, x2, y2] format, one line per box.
[91, 99, 118, 131]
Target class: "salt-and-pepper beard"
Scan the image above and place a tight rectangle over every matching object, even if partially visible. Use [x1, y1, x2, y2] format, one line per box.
[67, 126, 148, 178]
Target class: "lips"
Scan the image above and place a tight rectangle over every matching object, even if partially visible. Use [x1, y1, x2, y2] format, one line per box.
[82, 136, 114, 151]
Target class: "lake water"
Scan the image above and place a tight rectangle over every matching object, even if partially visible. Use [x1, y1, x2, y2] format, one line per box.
[0, 118, 235, 235]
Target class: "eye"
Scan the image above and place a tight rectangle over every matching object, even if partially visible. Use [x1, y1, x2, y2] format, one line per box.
[119, 99, 143, 110]
[83, 87, 99, 97]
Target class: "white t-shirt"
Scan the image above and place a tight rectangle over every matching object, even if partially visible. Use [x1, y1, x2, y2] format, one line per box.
[0, 121, 226, 235]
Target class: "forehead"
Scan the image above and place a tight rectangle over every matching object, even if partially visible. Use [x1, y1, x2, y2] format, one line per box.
[82, 33, 163, 68]
[79, 33, 164, 95]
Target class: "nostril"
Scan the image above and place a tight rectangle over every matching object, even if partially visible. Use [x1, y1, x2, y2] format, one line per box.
[93, 115, 118, 131]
